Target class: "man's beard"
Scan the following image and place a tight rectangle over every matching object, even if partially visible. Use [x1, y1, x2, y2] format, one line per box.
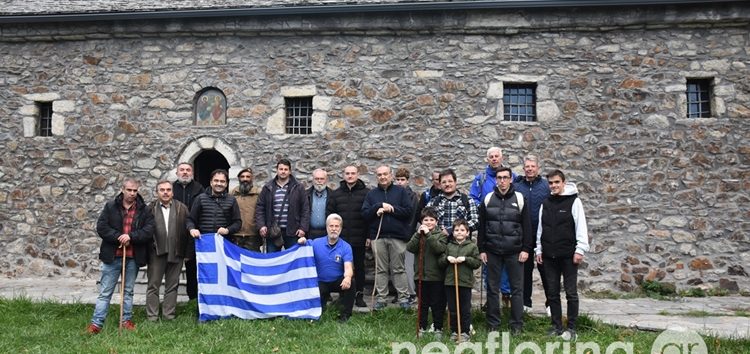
[238, 181, 253, 195]
[314, 184, 326, 192]
[327, 232, 339, 242]
[177, 175, 193, 184]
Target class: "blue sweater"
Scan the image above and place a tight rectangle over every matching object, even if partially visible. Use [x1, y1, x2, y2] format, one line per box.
[361, 183, 414, 240]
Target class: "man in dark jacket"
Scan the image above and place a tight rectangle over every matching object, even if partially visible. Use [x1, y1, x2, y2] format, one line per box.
[146, 180, 190, 321]
[327, 165, 370, 307]
[186, 169, 242, 240]
[307, 168, 332, 239]
[255, 158, 310, 252]
[513, 154, 551, 313]
[172, 162, 203, 300]
[478, 167, 533, 335]
[362, 165, 413, 310]
[87, 178, 155, 334]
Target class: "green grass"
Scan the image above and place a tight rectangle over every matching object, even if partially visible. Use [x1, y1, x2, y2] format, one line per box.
[1, 297, 748, 353]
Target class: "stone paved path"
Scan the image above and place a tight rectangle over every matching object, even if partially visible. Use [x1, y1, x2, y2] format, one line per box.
[2, 276, 748, 338]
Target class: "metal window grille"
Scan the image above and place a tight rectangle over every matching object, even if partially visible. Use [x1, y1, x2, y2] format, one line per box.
[37, 102, 53, 137]
[686, 79, 711, 118]
[503, 84, 536, 122]
[285, 97, 313, 135]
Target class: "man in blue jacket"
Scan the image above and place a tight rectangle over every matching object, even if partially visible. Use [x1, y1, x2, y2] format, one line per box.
[362, 165, 414, 310]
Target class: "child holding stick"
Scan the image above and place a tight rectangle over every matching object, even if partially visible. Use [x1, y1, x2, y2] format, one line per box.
[440, 219, 481, 342]
[406, 207, 447, 339]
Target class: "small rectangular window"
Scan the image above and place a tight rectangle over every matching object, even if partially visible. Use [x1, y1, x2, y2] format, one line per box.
[37, 102, 53, 137]
[503, 84, 536, 122]
[285, 97, 313, 134]
[686, 79, 712, 118]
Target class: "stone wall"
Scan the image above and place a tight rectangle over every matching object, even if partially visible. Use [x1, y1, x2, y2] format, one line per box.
[0, 4, 748, 293]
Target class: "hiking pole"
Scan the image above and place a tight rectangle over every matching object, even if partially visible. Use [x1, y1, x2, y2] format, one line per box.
[416, 230, 426, 337]
[119, 244, 127, 336]
[369, 214, 384, 313]
[454, 262, 462, 343]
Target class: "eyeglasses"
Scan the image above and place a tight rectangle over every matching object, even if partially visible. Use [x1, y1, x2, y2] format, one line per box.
[497, 176, 511, 180]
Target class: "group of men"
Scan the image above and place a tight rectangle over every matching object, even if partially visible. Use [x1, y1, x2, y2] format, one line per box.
[86, 147, 589, 340]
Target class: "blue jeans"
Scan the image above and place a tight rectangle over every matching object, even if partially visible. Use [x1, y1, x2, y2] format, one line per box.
[483, 265, 510, 294]
[91, 257, 138, 327]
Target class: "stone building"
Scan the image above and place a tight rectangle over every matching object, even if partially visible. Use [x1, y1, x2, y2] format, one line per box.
[0, 0, 748, 293]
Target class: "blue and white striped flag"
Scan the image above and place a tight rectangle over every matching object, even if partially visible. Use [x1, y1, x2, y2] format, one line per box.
[195, 233, 322, 321]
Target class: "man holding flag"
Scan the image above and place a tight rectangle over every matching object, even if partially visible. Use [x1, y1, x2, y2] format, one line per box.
[298, 213, 355, 322]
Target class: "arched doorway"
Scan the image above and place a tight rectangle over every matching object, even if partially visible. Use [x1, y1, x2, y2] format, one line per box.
[193, 149, 230, 188]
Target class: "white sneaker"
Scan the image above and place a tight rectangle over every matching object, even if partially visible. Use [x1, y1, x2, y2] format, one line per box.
[470, 324, 475, 335]
[545, 306, 551, 317]
[524, 306, 532, 313]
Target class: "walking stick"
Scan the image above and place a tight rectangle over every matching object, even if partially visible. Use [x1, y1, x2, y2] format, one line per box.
[369, 214, 384, 313]
[416, 231, 426, 337]
[454, 262, 462, 343]
[118, 244, 127, 335]
[480, 264, 484, 311]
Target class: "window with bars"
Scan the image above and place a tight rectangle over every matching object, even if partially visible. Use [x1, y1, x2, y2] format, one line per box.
[686, 79, 712, 118]
[285, 97, 313, 134]
[37, 102, 53, 137]
[503, 84, 536, 122]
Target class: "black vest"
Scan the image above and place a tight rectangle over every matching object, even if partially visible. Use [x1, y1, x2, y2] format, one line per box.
[484, 188, 524, 255]
[540, 194, 577, 258]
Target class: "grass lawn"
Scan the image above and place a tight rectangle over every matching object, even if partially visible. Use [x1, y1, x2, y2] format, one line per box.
[1, 297, 748, 353]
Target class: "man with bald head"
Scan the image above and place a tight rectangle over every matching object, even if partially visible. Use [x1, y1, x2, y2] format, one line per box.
[362, 165, 414, 310]
[327, 165, 370, 307]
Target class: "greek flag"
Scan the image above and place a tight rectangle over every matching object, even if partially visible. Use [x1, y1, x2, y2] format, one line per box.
[195, 233, 322, 321]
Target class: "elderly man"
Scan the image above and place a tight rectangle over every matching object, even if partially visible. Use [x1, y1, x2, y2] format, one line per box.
[327, 165, 370, 307]
[307, 168, 332, 240]
[362, 165, 414, 310]
[87, 178, 155, 334]
[297, 214, 354, 322]
[146, 180, 190, 321]
[255, 158, 310, 252]
[230, 168, 262, 251]
[513, 155, 551, 313]
[172, 162, 203, 301]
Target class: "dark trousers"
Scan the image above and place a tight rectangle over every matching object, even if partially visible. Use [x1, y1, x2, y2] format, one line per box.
[319, 277, 355, 318]
[542, 256, 579, 331]
[417, 280, 446, 331]
[352, 245, 365, 293]
[185, 258, 198, 300]
[446, 286, 472, 335]
[308, 228, 327, 239]
[486, 252, 524, 330]
[523, 251, 548, 308]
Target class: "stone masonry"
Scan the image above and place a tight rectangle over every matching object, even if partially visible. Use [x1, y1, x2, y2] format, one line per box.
[0, 2, 748, 293]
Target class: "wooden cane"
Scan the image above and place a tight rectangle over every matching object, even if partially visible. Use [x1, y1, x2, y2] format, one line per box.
[119, 244, 127, 335]
[454, 262, 462, 343]
[416, 231, 426, 337]
[369, 214, 384, 313]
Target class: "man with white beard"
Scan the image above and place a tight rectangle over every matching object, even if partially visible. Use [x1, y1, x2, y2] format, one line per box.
[171, 162, 203, 301]
[297, 214, 354, 322]
[307, 168, 332, 240]
[230, 168, 262, 251]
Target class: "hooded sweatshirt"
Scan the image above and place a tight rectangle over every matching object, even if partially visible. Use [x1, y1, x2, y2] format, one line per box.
[535, 182, 589, 258]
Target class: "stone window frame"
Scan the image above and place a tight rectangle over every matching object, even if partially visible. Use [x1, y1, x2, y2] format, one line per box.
[672, 73, 727, 123]
[487, 75, 556, 124]
[266, 85, 329, 135]
[21, 93, 70, 138]
[36, 102, 53, 137]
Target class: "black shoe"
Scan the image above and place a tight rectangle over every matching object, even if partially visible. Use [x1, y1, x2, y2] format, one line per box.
[338, 315, 350, 323]
[481, 302, 488, 311]
[355, 292, 367, 308]
[511, 327, 522, 336]
[488, 326, 499, 333]
[391, 296, 398, 304]
[546, 327, 563, 337]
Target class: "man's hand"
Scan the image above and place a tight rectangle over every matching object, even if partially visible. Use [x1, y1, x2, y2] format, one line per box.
[376, 207, 385, 216]
[381, 202, 394, 213]
[518, 251, 529, 263]
[217, 227, 229, 235]
[297, 237, 307, 245]
[480, 252, 488, 264]
[340, 276, 352, 290]
[365, 239, 371, 248]
[259, 226, 268, 237]
[535, 253, 543, 264]
[573, 253, 584, 265]
[295, 229, 306, 238]
[117, 234, 131, 246]
[190, 229, 201, 239]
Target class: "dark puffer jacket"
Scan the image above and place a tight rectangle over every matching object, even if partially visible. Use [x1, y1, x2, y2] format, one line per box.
[255, 175, 310, 237]
[513, 175, 550, 237]
[172, 180, 203, 211]
[96, 193, 155, 267]
[186, 188, 242, 235]
[478, 185, 533, 255]
[327, 179, 370, 247]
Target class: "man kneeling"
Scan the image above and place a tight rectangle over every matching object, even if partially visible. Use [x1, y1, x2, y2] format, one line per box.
[298, 213, 355, 322]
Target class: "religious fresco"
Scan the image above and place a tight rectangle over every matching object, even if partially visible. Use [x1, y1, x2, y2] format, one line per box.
[194, 89, 226, 126]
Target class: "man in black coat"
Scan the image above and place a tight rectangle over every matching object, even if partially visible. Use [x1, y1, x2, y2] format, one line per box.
[172, 162, 203, 300]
